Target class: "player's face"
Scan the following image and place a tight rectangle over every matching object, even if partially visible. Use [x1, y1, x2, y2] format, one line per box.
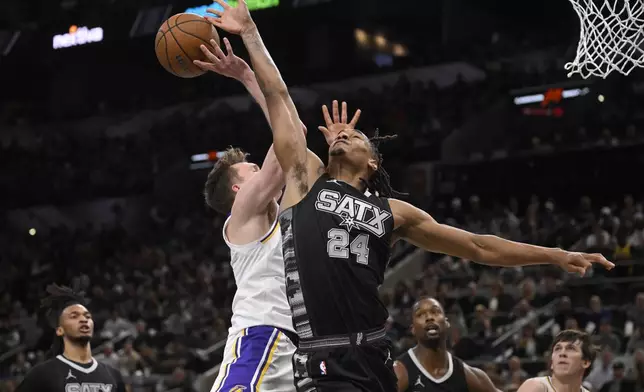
[57, 304, 94, 341]
[328, 129, 377, 172]
[550, 339, 589, 378]
[411, 298, 450, 347]
[230, 162, 260, 192]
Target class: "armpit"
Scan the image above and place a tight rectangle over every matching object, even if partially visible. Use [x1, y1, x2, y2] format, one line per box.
[291, 162, 309, 196]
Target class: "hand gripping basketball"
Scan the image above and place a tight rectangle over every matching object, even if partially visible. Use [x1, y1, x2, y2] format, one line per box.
[205, 0, 255, 35]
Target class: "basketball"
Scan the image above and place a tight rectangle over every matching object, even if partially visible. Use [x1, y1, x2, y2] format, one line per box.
[155, 13, 221, 78]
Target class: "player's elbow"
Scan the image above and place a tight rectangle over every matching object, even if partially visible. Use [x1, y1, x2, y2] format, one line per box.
[261, 83, 289, 98]
[470, 234, 503, 266]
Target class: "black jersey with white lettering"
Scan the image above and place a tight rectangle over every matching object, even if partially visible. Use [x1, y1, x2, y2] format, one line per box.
[15, 355, 126, 392]
[279, 173, 395, 338]
[397, 349, 470, 392]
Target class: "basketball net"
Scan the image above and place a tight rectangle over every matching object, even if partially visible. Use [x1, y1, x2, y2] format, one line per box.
[565, 0, 644, 79]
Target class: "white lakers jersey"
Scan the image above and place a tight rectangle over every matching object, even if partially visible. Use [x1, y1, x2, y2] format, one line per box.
[222, 214, 294, 335]
[532, 376, 590, 392]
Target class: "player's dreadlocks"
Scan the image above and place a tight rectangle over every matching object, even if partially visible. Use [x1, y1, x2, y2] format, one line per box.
[360, 129, 407, 198]
[40, 282, 89, 356]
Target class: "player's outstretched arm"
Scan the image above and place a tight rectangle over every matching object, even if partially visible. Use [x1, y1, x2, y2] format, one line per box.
[393, 360, 409, 392]
[194, 37, 271, 123]
[517, 378, 548, 392]
[464, 364, 503, 392]
[389, 199, 615, 274]
[207, 0, 308, 194]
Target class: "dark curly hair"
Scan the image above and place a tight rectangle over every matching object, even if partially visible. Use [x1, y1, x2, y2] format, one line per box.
[359, 129, 405, 199]
[40, 282, 89, 356]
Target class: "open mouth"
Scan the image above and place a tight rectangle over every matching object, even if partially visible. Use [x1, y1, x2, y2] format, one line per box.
[79, 326, 91, 333]
[425, 324, 440, 337]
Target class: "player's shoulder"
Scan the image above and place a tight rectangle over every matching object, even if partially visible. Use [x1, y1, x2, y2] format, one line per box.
[395, 348, 412, 362]
[26, 357, 63, 375]
[518, 377, 549, 391]
[96, 361, 124, 380]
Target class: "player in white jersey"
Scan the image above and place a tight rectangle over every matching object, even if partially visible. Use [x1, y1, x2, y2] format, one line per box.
[518, 330, 595, 392]
[195, 39, 361, 392]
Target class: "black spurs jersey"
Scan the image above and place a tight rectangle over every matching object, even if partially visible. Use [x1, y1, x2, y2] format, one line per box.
[279, 174, 395, 338]
[15, 355, 126, 392]
[397, 349, 470, 392]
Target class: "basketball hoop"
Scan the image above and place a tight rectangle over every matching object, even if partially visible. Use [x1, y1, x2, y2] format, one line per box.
[565, 0, 644, 79]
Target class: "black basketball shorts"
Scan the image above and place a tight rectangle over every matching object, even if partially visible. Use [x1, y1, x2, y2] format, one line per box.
[291, 328, 397, 392]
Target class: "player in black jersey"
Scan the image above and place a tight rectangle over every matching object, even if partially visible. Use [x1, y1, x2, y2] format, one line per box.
[15, 284, 127, 392]
[395, 297, 499, 392]
[206, 1, 614, 390]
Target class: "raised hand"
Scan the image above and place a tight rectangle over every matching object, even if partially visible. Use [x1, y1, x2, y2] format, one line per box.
[205, 0, 254, 35]
[194, 37, 251, 81]
[318, 100, 362, 146]
[558, 251, 614, 275]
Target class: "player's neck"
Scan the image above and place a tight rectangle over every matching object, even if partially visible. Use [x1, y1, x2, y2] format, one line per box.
[327, 165, 367, 192]
[63, 342, 93, 364]
[414, 343, 449, 371]
[550, 374, 582, 392]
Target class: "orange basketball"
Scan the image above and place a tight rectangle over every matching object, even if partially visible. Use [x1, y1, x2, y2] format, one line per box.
[155, 13, 221, 78]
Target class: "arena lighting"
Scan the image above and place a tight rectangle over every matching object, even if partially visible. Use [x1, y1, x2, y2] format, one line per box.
[185, 0, 279, 16]
[513, 87, 590, 106]
[52, 25, 103, 50]
[191, 151, 227, 163]
[354, 28, 368, 46]
[374, 34, 387, 49]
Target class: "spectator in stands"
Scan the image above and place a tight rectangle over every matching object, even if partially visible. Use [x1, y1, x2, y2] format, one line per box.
[554, 296, 575, 330]
[586, 296, 609, 333]
[502, 356, 528, 390]
[513, 299, 534, 321]
[614, 223, 634, 261]
[628, 215, 644, 256]
[514, 325, 538, 358]
[118, 340, 145, 376]
[97, 342, 120, 369]
[0, 316, 20, 350]
[483, 362, 504, 389]
[628, 349, 644, 390]
[599, 362, 635, 392]
[447, 304, 469, 338]
[586, 349, 615, 392]
[626, 329, 644, 354]
[537, 350, 552, 377]
[593, 318, 622, 353]
[576, 221, 613, 256]
[566, 317, 581, 331]
[627, 293, 644, 332]
[101, 310, 136, 339]
[518, 278, 543, 308]
[470, 304, 494, 339]
[541, 274, 563, 305]
[459, 281, 487, 316]
[489, 280, 516, 314]
[157, 366, 196, 392]
[8, 352, 31, 381]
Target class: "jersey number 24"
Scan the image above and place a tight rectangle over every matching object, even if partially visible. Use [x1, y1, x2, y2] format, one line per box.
[327, 228, 370, 265]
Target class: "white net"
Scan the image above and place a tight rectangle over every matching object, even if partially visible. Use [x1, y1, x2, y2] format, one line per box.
[565, 0, 644, 79]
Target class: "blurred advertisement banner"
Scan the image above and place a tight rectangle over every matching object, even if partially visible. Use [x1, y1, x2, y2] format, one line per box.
[53, 25, 103, 49]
